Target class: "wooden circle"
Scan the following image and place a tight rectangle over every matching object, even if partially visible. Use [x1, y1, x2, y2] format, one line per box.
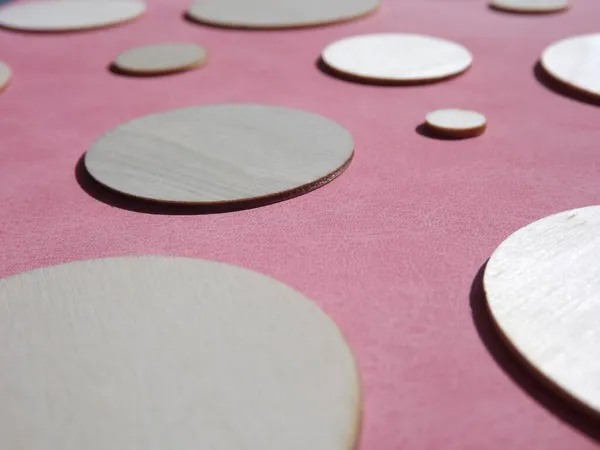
[85, 104, 354, 205]
[321, 34, 472, 84]
[0, 256, 361, 450]
[490, 0, 569, 13]
[0, 61, 11, 93]
[186, 0, 379, 29]
[113, 43, 208, 76]
[484, 206, 600, 414]
[424, 109, 487, 138]
[541, 34, 600, 100]
[0, 1, 146, 32]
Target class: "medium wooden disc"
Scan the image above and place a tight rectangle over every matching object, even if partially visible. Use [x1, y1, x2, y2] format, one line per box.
[0, 0, 146, 32]
[0, 61, 11, 92]
[425, 109, 487, 138]
[484, 206, 600, 414]
[113, 43, 208, 76]
[490, 0, 569, 13]
[186, 0, 379, 29]
[0, 256, 361, 450]
[84, 104, 354, 205]
[541, 34, 600, 100]
[321, 34, 472, 84]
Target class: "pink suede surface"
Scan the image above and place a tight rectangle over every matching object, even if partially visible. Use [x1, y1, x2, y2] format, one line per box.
[1, 0, 600, 448]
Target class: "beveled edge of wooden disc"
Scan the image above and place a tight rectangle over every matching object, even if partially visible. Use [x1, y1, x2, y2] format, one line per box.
[184, 0, 381, 30]
[489, 0, 570, 14]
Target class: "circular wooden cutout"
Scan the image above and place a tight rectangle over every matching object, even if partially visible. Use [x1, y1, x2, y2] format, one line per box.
[0, 61, 11, 93]
[0, 256, 361, 450]
[425, 109, 486, 138]
[187, 0, 379, 29]
[113, 43, 208, 76]
[0, 1, 146, 32]
[321, 34, 473, 84]
[541, 34, 600, 100]
[484, 206, 600, 414]
[85, 104, 354, 205]
[490, 0, 569, 13]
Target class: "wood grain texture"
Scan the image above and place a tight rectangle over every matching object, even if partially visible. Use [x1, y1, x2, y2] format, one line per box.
[490, 0, 569, 13]
[0, 61, 10, 93]
[0, 256, 361, 450]
[0, 1, 146, 32]
[484, 206, 600, 415]
[541, 34, 600, 100]
[113, 43, 208, 76]
[186, 0, 379, 30]
[425, 109, 487, 139]
[84, 104, 354, 205]
[321, 34, 472, 84]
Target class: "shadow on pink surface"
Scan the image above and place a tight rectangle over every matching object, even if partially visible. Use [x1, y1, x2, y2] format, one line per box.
[533, 62, 600, 108]
[470, 263, 600, 443]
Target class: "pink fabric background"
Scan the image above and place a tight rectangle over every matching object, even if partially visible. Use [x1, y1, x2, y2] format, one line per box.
[1, 0, 600, 448]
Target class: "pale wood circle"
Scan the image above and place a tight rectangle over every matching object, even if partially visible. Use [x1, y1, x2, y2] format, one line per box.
[490, 0, 569, 13]
[0, 256, 361, 450]
[425, 108, 487, 138]
[541, 34, 600, 100]
[484, 206, 600, 414]
[186, 0, 379, 29]
[113, 43, 208, 76]
[84, 104, 354, 205]
[0, 61, 11, 93]
[321, 34, 473, 84]
[0, 1, 146, 32]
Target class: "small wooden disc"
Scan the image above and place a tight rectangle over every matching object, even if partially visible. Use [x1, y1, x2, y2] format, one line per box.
[84, 104, 354, 205]
[0, 61, 11, 93]
[0, 0, 146, 32]
[490, 0, 569, 13]
[541, 34, 600, 100]
[113, 43, 208, 76]
[321, 34, 472, 84]
[425, 109, 487, 138]
[186, 0, 379, 29]
[484, 206, 600, 414]
[0, 256, 361, 450]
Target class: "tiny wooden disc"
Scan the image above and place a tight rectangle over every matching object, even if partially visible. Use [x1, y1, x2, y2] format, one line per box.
[186, 0, 379, 29]
[85, 104, 354, 205]
[0, 61, 11, 93]
[321, 34, 472, 84]
[0, 256, 361, 450]
[484, 206, 600, 414]
[425, 109, 487, 138]
[541, 34, 600, 100]
[490, 0, 569, 13]
[0, 1, 146, 32]
[113, 43, 208, 76]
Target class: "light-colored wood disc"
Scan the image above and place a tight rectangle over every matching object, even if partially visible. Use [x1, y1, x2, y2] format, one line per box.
[541, 34, 600, 100]
[425, 108, 487, 138]
[84, 104, 354, 205]
[484, 206, 600, 414]
[113, 43, 208, 76]
[0, 256, 361, 450]
[0, 61, 11, 93]
[321, 34, 473, 84]
[186, 0, 379, 29]
[0, 1, 146, 32]
[490, 0, 569, 13]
